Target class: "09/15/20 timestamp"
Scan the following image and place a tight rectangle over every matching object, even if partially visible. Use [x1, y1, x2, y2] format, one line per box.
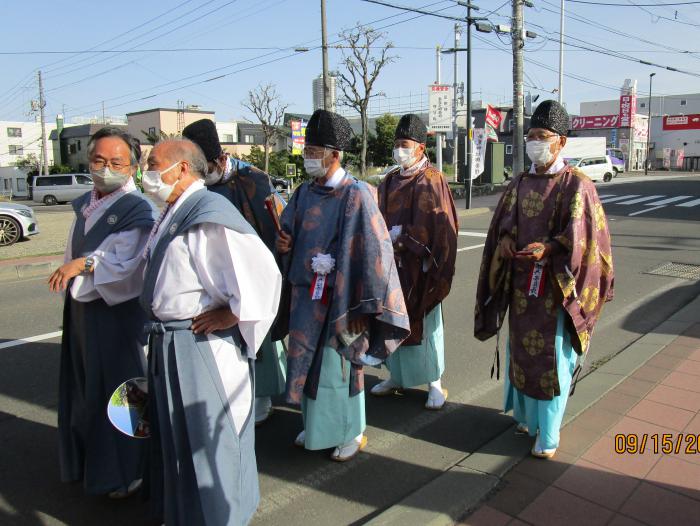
[615, 433, 700, 455]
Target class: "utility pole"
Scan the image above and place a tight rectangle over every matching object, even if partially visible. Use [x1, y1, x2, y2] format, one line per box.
[645, 73, 655, 175]
[102, 101, 106, 124]
[37, 71, 49, 177]
[452, 24, 461, 183]
[465, 3, 473, 209]
[558, 0, 565, 104]
[320, 0, 332, 110]
[436, 45, 443, 172]
[512, 0, 525, 175]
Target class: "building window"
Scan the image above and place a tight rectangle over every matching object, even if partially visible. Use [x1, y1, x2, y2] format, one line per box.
[16, 178, 27, 192]
[681, 99, 687, 106]
[244, 135, 254, 144]
[640, 102, 646, 108]
[8, 145, 23, 155]
[148, 127, 156, 136]
[3, 179, 10, 191]
[506, 144, 513, 155]
[224, 134, 234, 142]
[69, 143, 77, 154]
[508, 119, 514, 131]
[7, 127, 21, 138]
[77, 140, 82, 151]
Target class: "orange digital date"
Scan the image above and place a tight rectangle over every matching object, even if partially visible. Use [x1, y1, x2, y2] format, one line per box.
[614, 433, 700, 455]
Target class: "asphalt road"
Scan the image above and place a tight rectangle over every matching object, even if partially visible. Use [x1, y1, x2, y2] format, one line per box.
[1, 174, 700, 525]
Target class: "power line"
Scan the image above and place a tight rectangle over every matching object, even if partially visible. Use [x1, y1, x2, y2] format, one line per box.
[567, 0, 700, 5]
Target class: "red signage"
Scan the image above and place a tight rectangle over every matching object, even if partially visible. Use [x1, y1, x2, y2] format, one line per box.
[619, 94, 636, 128]
[571, 114, 619, 130]
[663, 114, 700, 131]
[485, 104, 503, 130]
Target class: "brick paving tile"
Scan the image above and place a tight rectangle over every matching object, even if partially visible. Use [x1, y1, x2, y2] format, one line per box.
[625, 399, 696, 431]
[646, 455, 700, 501]
[682, 324, 700, 338]
[582, 434, 660, 479]
[684, 413, 700, 434]
[506, 519, 530, 526]
[673, 335, 700, 349]
[568, 406, 621, 434]
[611, 377, 656, 398]
[458, 505, 513, 526]
[512, 451, 577, 485]
[552, 458, 639, 510]
[645, 353, 683, 371]
[518, 486, 614, 526]
[646, 384, 700, 412]
[605, 414, 677, 439]
[558, 423, 604, 457]
[631, 364, 671, 383]
[675, 358, 700, 377]
[661, 370, 700, 394]
[606, 514, 648, 526]
[594, 391, 641, 415]
[688, 348, 700, 362]
[620, 481, 700, 526]
[486, 472, 549, 518]
[661, 344, 697, 360]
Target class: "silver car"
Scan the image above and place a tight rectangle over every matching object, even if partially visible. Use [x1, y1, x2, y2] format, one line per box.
[33, 174, 93, 206]
[0, 202, 40, 246]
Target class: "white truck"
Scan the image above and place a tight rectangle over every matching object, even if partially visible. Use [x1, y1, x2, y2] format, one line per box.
[560, 136, 606, 160]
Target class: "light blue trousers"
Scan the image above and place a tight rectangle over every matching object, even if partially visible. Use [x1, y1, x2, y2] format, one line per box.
[504, 309, 578, 450]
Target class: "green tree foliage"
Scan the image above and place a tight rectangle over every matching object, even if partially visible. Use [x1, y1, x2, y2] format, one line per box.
[368, 113, 399, 167]
[241, 146, 304, 178]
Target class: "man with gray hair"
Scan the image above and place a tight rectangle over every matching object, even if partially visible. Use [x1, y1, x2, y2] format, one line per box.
[140, 139, 282, 525]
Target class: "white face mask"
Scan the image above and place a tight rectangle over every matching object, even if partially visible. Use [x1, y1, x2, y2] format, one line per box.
[142, 161, 180, 204]
[393, 147, 416, 169]
[526, 138, 557, 167]
[303, 149, 330, 179]
[91, 167, 130, 194]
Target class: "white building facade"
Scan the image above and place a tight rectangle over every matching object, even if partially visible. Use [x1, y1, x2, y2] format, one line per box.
[0, 120, 57, 168]
[312, 74, 337, 113]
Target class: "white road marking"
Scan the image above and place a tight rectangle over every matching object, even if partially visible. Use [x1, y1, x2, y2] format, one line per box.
[628, 205, 666, 217]
[0, 331, 62, 350]
[457, 244, 486, 253]
[458, 231, 488, 238]
[676, 197, 700, 208]
[616, 195, 665, 205]
[645, 195, 693, 206]
[597, 194, 616, 199]
[600, 195, 640, 203]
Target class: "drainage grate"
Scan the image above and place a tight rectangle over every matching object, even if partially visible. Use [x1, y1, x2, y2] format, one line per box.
[644, 262, 700, 280]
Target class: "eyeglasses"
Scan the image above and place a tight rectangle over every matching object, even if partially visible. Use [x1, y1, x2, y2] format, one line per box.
[89, 159, 131, 171]
[302, 147, 327, 159]
[526, 133, 559, 142]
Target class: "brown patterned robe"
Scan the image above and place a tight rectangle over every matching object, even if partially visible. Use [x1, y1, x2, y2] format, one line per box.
[475, 164, 614, 400]
[377, 159, 458, 345]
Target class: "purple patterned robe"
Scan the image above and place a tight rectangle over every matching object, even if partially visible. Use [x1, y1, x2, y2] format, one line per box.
[475, 165, 614, 400]
[280, 173, 410, 404]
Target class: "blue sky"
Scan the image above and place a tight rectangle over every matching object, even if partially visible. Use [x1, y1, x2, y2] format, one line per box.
[2, 0, 700, 124]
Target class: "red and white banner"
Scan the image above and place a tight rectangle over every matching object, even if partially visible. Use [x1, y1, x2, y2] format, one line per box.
[619, 94, 637, 128]
[485, 104, 503, 130]
[663, 114, 700, 131]
[570, 114, 619, 130]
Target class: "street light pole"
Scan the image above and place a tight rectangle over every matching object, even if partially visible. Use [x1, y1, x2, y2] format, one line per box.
[453, 24, 460, 183]
[320, 0, 331, 110]
[465, 4, 473, 209]
[645, 72, 655, 176]
[436, 45, 443, 172]
[558, 0, 565, 103]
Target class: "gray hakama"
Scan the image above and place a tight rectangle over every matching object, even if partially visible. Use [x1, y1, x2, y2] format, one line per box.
[58, 191, 154, 494]
[141, 189, 262, 526]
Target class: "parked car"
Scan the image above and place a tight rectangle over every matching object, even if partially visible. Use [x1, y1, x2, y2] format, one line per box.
[607, 148, 625, 176]
[568, 155, 615, 182]
[270, 176, 290, 192]
[33, 174, 93, 205]
[0, 202, 39, 246]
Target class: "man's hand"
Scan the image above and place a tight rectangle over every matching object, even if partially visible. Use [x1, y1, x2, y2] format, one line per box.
[191, 308, 239, 335]
[347, 315, 369, 335]
[498, 235, 517, 259]
[276, 231, 293, 254]
[514, 242, 550, 262]
[48, 258, 86, 293]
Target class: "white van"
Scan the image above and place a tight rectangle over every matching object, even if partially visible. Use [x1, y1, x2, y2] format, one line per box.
[33, 174, 93, 205]
[568, 155, 615, 183]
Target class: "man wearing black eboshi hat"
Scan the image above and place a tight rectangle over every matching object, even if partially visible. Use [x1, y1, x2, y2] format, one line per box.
[275, 109, 411, 462]
[182, 118, 287, 427]
[475, 100, 614, 460]
[372, 114, 458, 411]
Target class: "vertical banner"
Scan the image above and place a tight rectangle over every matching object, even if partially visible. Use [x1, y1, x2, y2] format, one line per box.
[428, 84, 453, 132]
[469, 128, 487, 180]
[485, 104, 502, 142]
[291, 120, 307, 155]
[619, 94, 637, 128]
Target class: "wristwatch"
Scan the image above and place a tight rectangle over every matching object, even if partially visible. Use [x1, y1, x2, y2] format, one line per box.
[84, 256, 95, 274]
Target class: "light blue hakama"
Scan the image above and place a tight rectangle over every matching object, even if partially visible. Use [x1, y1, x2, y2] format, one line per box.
[504, 309, 578, 450]
[385, 304, 445, 388]
[255, 337, 287, 398]
[301, 346, 366, 450]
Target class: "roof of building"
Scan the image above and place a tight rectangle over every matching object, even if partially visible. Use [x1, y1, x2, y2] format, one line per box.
[49, 123, 127, 141]
[125, 107, 214, 117]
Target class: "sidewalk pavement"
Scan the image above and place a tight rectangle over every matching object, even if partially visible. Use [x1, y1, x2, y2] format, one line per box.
[367, 295, 700, 526]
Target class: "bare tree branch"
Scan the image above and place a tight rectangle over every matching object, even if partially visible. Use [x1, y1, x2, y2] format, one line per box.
[242, 83, 289, 173]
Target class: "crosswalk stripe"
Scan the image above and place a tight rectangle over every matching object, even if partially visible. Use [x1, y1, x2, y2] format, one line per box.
[645, 195, 694, 206]
[676, 198, 700, 208]
[600, 195, 640, 203]
[615, 195, 665, 205]
[597, 194, 616, 199]
[629, 205, 666, 217]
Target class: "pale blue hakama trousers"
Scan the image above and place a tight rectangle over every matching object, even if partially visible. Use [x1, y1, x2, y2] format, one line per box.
[385, 305, 445, 388]
[301, 346, 366, 450]
[254, 337, 287, 398]
[504, 309, 578, 450]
